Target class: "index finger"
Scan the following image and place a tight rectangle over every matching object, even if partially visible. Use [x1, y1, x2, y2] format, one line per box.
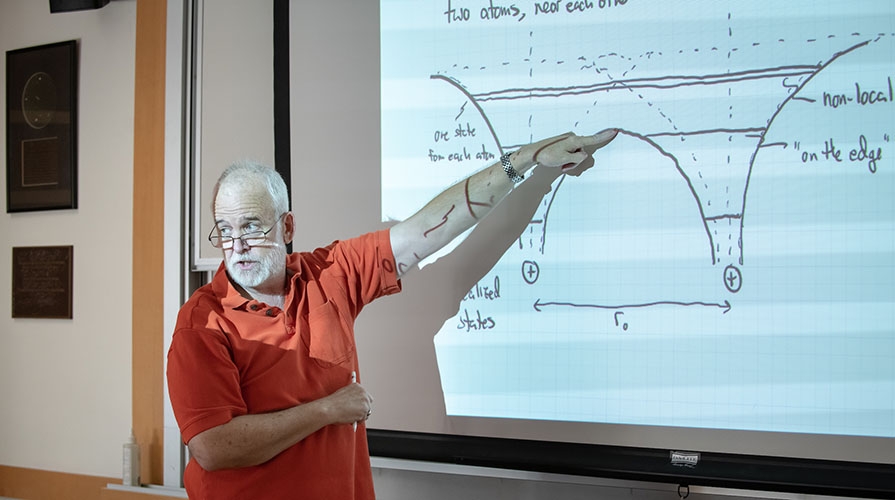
[585, 128, 619, 150]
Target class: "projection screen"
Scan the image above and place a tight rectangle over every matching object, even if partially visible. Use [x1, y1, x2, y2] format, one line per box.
[283, 0, 895, 495]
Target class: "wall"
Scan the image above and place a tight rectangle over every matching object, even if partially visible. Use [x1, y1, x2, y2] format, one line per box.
[0, 0, 136, 480]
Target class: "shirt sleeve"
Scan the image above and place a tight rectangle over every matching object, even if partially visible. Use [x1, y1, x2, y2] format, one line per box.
[327, 229, 402, 316]
[166, 326, 248, 443]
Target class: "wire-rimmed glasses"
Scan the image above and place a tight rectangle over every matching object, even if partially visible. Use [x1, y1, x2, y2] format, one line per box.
[208, 212, 286, 249]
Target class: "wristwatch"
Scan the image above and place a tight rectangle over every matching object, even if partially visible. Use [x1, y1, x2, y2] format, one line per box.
[500, 152, 524, 183]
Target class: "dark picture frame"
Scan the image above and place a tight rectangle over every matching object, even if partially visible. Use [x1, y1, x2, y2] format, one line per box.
[5, 40, 78, 212]
[12, 245, 74, 319]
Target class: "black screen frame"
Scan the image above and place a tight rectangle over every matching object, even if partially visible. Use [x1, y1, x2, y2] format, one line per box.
[367, 429, 895, 498]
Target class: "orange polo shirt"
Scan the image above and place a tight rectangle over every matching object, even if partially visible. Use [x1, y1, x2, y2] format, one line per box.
[167, 229, 401, 500]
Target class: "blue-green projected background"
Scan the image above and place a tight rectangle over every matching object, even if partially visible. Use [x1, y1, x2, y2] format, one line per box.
[380, 0, 895, 439]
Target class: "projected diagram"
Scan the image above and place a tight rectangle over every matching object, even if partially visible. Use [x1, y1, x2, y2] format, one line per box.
[430, 20, 886, 292]
[381, 1, 895, 435]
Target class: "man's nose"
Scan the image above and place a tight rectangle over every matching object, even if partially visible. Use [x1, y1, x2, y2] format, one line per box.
[230, 236, 250, 252]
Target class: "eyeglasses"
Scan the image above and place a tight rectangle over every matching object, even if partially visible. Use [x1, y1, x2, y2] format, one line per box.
[208, 213, 287, 249]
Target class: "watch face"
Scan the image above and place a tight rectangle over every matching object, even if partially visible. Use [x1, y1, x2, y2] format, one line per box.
[21, 71, 58, 130]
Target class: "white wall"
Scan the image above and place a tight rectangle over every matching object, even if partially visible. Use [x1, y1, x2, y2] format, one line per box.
[0, 0, 136, 479]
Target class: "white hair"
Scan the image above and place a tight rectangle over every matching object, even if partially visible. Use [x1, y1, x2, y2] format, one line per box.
[212, 160, 289, 216]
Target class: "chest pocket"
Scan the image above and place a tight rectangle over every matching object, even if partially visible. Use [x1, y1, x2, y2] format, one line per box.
[307, 295, 355, 367]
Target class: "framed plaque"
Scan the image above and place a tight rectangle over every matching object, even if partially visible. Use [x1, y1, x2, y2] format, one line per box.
[12, 245, 73, 319]
[6, 40, 78, 212]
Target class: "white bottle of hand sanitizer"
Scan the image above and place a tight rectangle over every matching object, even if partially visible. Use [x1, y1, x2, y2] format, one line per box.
[122, 429, 141, 487]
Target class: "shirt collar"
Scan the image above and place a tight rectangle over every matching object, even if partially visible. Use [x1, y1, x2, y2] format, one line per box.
[212, 254, 303, 310]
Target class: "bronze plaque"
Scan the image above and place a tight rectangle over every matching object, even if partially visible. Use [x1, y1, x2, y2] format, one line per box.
[12, 245, 73, 319]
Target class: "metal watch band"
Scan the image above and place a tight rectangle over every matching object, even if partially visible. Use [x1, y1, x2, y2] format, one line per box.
[500, 151, 524, 183]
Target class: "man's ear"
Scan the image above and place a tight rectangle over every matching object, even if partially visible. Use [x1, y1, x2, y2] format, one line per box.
[283, 211, 295, 244]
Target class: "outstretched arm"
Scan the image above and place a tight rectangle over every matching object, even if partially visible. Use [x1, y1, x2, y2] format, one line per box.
[389, 129, 618, 277]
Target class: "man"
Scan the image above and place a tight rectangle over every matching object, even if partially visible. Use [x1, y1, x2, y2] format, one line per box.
[166, 129, 618, 499]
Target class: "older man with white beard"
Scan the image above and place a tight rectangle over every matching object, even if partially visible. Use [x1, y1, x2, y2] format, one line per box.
[166, 129, 618, 500]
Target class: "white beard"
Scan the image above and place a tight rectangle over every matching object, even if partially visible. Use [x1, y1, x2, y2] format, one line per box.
[224, 241, 287, 291]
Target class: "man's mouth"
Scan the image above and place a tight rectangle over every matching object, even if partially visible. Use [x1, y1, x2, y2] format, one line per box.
[233, 259, 256, 270]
